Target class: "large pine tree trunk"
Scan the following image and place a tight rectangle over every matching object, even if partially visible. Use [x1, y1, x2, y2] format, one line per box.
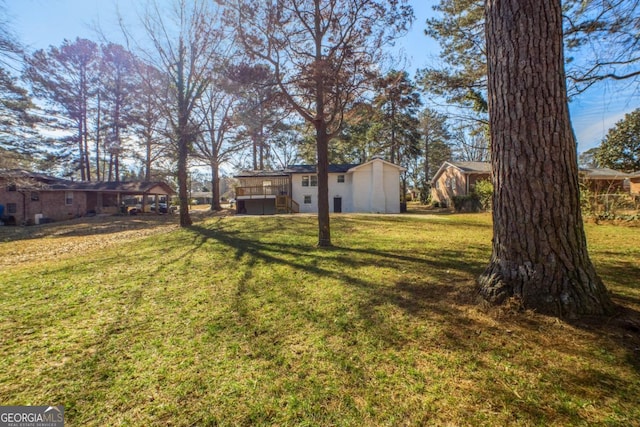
[478, 0, 614, 317]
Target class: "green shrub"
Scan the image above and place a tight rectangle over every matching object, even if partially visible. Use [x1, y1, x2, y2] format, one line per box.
[419, 183, 431, 205]
[473, 179, 493, 211]
[452, 194, 481, 212]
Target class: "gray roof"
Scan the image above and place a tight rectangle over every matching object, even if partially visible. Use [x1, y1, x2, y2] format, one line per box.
[450, 161, 492, 174]
[0, 169, 67, 184]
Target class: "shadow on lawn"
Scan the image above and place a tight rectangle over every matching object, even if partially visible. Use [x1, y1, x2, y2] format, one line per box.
[38, 217, 639, 424]
[188, 219, 640, 370]
[187, 220, 481, 326]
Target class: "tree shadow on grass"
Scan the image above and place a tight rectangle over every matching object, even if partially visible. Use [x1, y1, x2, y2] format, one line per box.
[186, 222, 486, 346]
[188, 219, 640, 372]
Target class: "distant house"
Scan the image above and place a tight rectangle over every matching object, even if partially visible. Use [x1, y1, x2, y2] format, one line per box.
[0, 169, 174, 225]
[234, 157, 405, 215]
[190, 191, 213, 205]
[429, 162, 634, 207]
[578, 168, 631, 193]
[430, 161, 492, 207]
[630, 172, 640, 195]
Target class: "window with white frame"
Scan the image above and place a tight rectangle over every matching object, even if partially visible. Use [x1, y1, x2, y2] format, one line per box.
[302, 175, 318, 187]
[337, 175, 345, 183]
[65, 191, 74, 205]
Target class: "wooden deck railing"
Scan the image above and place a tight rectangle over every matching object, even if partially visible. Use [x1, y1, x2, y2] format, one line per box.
[236, 185, 289, 197]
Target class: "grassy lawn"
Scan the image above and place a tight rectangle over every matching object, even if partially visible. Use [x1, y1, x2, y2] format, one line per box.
[1, 212, 639, 426]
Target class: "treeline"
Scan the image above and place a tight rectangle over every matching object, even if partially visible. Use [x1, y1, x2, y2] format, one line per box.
[0, 1, 477, 216]
[1, 0, 637, 221]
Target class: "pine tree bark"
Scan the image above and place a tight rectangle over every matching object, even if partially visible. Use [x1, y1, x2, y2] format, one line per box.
[478, 0, 614, 317]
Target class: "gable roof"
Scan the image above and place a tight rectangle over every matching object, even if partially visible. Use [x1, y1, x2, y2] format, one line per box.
[449, 161, 492, 173]
[346, 157, 406, 173]
[430, 161, 491, 185]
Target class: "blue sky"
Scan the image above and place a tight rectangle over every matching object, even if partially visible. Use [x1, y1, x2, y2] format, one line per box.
[5, 0, 637, 154]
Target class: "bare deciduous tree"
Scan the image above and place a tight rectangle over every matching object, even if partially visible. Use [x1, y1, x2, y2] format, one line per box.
[122, 0, 226, 227]
[226, 0, 413, 246]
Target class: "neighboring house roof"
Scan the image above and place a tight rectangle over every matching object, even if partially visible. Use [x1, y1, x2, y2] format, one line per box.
[0, 169, 68, 185]
[578, 168, 631, 180]
[450, 161, 492, 174]
[66, 181, 174, 194]
[0, 169, 174, 194]
[430, 161, 491, 185]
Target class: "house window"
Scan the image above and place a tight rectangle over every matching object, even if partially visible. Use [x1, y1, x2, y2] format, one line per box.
[7, 203, 17, 214]
[65, 191, 74, 205]
[446, 177, 456, 190]
[303, 195, 312, 204]
[7, 184, 16, 191]
[337, 175, 345, 183]
[31, 192, 39, 201]
[302, 175, 318, 187]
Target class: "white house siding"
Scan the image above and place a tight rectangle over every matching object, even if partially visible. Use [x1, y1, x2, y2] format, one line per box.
[350, 159, 401, 213]
[383, 162, 402, 213]
[328, 172, 352, 213]
[236, 158, 403, 215]
[291, 174, 318, 213]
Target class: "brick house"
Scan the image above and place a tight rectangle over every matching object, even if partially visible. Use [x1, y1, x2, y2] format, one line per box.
[0, 169, 174, 225]
[430, 161, 492, 207]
